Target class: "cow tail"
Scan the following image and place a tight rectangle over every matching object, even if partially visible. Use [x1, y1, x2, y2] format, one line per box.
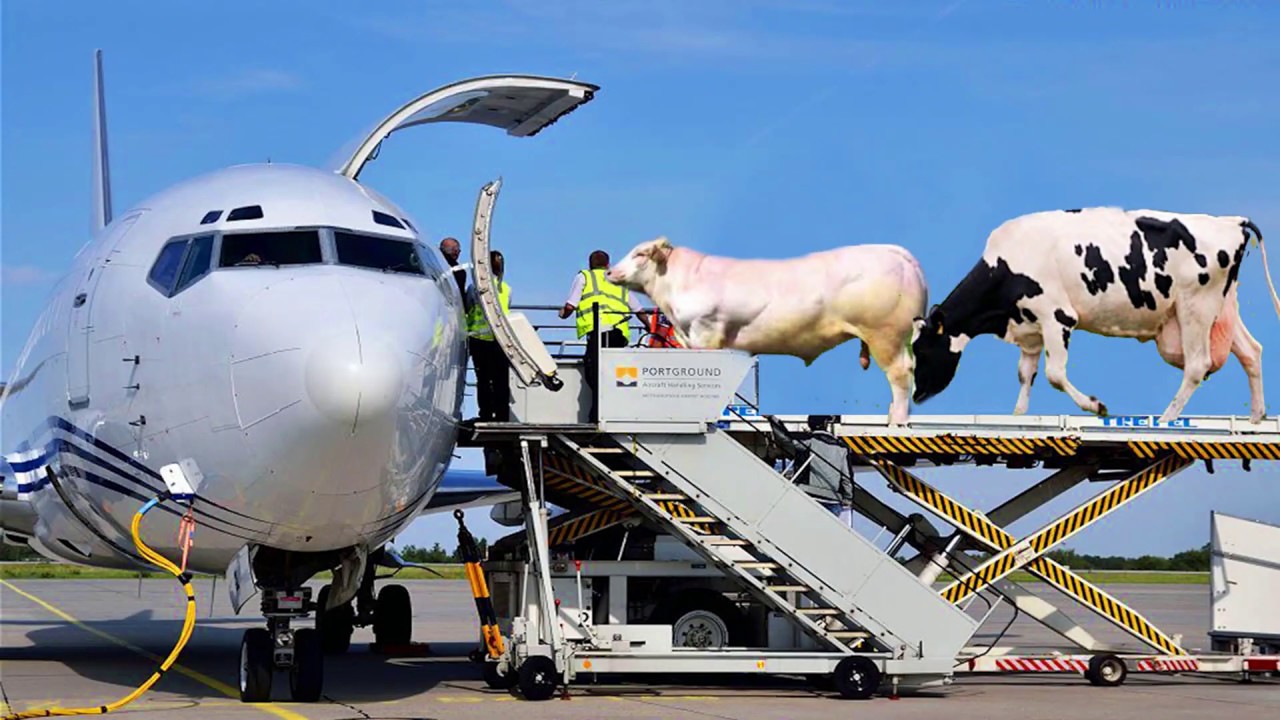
[1243, 219, 1280, 322]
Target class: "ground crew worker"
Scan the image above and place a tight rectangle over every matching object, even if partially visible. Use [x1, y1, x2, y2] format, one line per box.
[559, 250, 645, 420]
[440, 236, 467, 296]
[465, 250, 511, 422]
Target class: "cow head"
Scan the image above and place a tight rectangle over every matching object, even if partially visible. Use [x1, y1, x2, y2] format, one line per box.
[607, 236, 672, 290]
[911, 306, 964, 403]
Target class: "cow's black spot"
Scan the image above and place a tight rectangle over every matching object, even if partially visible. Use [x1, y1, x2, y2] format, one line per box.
[1224, 239, 1247, 297]
[1079, 244, 1114, 295]
[1154, 273, 1173, 298]
[1218, 250, 1230, 268]
[1118, 231, 1156, 310]
[1065, 208, 1082, 213]
[1062, 328, 1071, 350]
[1199, 272, 1210, 286]
[1074, 244, 1083, 257]
[1195, 253, 1208, 268]
[1053, 309, 1077, 328]
[1021, 308, 1037, 323]
[1136, 216, 1198, 271]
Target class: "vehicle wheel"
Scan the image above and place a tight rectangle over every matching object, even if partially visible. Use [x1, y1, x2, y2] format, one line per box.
[373, 584, 412, 647]
[289, 628, 324, 702]
[517, 656, 559, 701]
[316, 585, 354, 654]
[483, 661, 517, 690]
[1086, 654, 1127, 687]
[652, 589, 744, 649]
[239, 628, 273, 703]
[832, 656, 881, 700]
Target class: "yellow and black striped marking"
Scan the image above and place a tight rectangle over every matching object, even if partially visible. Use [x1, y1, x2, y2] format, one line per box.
[871, 457, 1188, 654]
[1129, 440, 1280, 460]
[540, 450, 630, 510]
[548, 508, 633, 546]
[941, 455, 1192, 604]
[844, 434, 1080, 457]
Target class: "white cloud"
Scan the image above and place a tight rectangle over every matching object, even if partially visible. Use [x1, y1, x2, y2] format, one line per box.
[196, 68, 303, 100]
[1, 264, 58, 287]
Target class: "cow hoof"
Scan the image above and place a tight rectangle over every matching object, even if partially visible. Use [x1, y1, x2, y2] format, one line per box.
[1249, 412, 1265, 424]
[1091, 398, 1108, 417]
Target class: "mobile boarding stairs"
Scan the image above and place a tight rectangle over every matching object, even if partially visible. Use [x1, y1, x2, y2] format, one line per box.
[460, 179, 1280, 700]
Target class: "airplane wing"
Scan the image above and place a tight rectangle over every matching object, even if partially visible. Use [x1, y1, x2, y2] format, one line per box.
[422, 467, 518, 514]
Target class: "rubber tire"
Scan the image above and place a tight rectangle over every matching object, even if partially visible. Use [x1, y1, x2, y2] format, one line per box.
[289, 628, 324, 702]
[239, 628, 274, 703]
[373, 584, 412, 647]
[1086, 654, 1128, 687]
[652, 589, 744, 649]
[316, 585, 354, 655]
[483, 661, 517, 690]
[832, 656, 881, 700]
[517, 656, 559, 701]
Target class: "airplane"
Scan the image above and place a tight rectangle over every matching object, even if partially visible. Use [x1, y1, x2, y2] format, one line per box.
[0, 50, 593, 703]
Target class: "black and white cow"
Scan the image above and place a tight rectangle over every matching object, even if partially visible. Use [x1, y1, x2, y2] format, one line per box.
[911, 207, 1280, 423]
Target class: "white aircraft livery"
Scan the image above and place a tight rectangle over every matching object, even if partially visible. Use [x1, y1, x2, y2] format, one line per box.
[0, 51, 594, 702]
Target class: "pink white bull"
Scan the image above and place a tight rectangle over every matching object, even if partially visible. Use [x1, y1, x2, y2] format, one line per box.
[606, 237, 928, 424]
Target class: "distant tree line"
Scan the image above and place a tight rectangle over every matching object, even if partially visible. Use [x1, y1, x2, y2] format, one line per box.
[1, 544, 42, 561]
[395, 539, 489, 564]
[1043, 545, 1210, 572]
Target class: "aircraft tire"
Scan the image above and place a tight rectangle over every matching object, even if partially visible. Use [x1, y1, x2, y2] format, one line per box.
[316, 585, 354, 654]
[239, 628, 273, 703]
[289, 628, 324, 702]
[374, 584, 412, 647]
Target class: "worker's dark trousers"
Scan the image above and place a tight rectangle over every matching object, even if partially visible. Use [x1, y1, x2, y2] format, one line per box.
[469, 338, 510, 422]
[583, 328, 628, 421]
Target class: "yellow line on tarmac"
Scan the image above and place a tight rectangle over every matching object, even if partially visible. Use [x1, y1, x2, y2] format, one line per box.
[0, 579, 307, 720]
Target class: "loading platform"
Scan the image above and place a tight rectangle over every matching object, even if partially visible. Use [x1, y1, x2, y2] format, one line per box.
[458, 178, 1280, 700]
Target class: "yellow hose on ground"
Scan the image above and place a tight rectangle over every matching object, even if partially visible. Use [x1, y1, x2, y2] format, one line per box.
[3, 495, 197, 719]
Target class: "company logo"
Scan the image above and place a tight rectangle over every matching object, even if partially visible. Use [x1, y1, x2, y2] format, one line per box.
[615, 366, 638, 387]
[1101, 415, 1195, 429]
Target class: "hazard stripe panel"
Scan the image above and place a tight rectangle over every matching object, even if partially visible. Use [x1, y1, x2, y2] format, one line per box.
[1136, 658, 1199, 672]
[869, 458, 1188, 655]
[844, 435, 1081, 457]
[994, 658, 1088, 673]
[941, 455, 1191, 604]
[548, 508, 632, 546]
[1128, 440, 1280, 460]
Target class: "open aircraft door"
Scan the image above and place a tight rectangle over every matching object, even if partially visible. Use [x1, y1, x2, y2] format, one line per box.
[471, 178, 563, 391]
[333, 74, 599, 181]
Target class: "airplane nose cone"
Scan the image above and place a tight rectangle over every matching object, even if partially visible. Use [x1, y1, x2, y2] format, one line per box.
[304, 334, 404, 430]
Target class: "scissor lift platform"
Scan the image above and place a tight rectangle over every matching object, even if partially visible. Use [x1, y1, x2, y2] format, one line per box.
[459, 177, 1279, 700]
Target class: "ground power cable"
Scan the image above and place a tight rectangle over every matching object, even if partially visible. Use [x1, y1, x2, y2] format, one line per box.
[3, 492, 197, 719]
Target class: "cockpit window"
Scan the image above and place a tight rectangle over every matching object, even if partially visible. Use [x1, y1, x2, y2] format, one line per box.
[219, 230, 322, 268]
[148, 240, 189, 294]
[334, 231, 425, 276]
[175, 235, 214, 292]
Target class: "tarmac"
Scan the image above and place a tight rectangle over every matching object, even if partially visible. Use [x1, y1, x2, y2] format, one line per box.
[2, 579, 1277, 719]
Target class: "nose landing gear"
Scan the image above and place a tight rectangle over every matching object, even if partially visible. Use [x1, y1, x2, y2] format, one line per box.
[240, 587, 324, 702]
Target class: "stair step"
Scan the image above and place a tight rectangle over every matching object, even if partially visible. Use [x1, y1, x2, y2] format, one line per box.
[767, 585, 809, 593]
[615, 470, 656, 478]
[796, 608, 842, 616]
[736, 561, 779, 570]
[829, 631, 870, 639]
[705, 538, 750, 546]
[583, 447, 625, 454]
[645, 493, 687, 501]
[673, 516, 718, 524]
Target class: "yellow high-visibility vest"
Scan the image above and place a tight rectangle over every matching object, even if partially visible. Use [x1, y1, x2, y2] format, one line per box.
[575, 269, 630, 340]
[465, 280, 510, 341]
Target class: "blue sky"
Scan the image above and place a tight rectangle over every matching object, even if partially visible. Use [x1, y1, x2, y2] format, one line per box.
[3, 1, 1277, 556]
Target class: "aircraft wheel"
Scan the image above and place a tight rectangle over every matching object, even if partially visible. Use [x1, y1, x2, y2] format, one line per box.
[1086, 654, 1128, 687]
[289, 628, 324, 702]
[517, 656, 558, 701]
[316, 585, 353, 654]
[374, 584, 412, 647]
[483, 661, 517, 690]
[832, 656, 881, 700]
[239, 628, 273, 703]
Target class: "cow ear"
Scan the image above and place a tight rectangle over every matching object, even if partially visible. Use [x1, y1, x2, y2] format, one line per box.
[649, 236, 672, 264]
[928, 307, 946, 335]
